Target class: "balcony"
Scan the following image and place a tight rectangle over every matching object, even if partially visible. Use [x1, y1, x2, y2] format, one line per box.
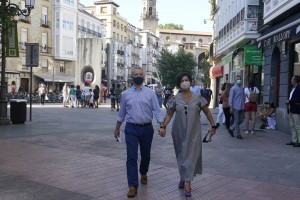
[40, 45, 51, 54]
[41, 20, 51, 28]
[263, 0, 299, 24]
[19, 15, 30, 24]
[117, 63, 125, 68]
[87, 28, 93, 34]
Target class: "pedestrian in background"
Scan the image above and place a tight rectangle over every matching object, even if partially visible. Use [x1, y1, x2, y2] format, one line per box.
[62, 83, 69, 108]
[244, 80, 260, 134]
[154, 83, 163, 108]
[190, 79, 201, 94]
[83, 82, 91, 108]
[69, 84, 76, 108]
[163, 84, 173, 110]
[110, 83, 116, 111]
[93, 85, 100, 108]
[220, 83, 234, 135]
[115, 83, 123, 111]
[228, 75, 245, 139]
[285, 75, 300, 147]
[75, 85, 82, 108]
[114, 67, 163, 198]
[200, 83, 213, 106]
[38, 83, 47, 106]
[216, 83, 226, 128]
[159, 72, 217, 198]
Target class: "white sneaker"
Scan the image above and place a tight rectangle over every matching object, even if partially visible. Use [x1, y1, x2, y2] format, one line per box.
[245, 131, 249, 135]
[265, 127, 271, 129]
[251, 131, 255, 135]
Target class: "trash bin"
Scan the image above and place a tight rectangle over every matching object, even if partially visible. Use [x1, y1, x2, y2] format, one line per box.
[10, 99, 27, 124]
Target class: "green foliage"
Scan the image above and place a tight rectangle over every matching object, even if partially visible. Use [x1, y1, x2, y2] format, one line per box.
[198, 58, 211, 85]
[158, 23, 184, 30]
[208, 0, 217, 17]
[157, 48, 197, 87]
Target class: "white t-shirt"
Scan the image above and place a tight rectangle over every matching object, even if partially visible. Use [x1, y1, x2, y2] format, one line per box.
[83, 86, 91, 96]
[244, 87, 259, 103]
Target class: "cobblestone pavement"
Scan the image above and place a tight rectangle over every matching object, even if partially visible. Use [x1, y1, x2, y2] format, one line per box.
[0, 102, 299, 200]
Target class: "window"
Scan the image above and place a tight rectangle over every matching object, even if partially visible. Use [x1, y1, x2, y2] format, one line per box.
[121, 24, 123, 31]
[247, 5, 258, 18]
[60, 65, 65, 73]
[149, 7, 152, 16]
[101, 19, 107, 25]
[21, 28, 28, 49]
[166, 36, 170, 41]
[199, 39, 203, 43]
[113, 7, 117, 15]
[42, 7, 48, 25]
[42, 33, 48, 53]
[117, 22, 119, 29]
[241, 8, 245, 20]
[62, 36, 74, 55]
[113, 20, 116, 27]
[113, 32, 116, 39]
[101, 7, 107, 13]
[63, 20, 66, 29]
[294, 43, 300, 75]
[182, 37, 186, 42]
[42, 60, 48, 72]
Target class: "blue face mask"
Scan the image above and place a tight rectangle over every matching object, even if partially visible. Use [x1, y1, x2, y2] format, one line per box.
[236, 80, 241, 85]
[133, 76, 144, 85]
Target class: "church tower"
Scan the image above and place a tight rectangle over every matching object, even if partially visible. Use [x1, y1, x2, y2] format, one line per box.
[140, 0, 159, 33]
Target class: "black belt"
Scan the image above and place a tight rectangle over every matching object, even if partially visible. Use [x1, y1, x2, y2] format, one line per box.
[127, 122, 152, 127]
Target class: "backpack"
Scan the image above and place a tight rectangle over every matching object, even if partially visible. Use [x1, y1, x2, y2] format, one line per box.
[248, 87, 257, 103]
[115, 88, 122, 96]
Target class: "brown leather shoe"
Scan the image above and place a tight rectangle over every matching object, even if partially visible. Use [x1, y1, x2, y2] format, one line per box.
[140, 175, 147, 184]
[127, 186, 137, 198]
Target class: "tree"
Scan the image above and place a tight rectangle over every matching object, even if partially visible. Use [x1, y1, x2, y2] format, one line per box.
[158, 23, 184, 30]
[198, 55, 211, 85]
[156, 48, 197, 87]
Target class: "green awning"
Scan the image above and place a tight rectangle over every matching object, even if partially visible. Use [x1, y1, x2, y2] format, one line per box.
[221, 51, 233, 65]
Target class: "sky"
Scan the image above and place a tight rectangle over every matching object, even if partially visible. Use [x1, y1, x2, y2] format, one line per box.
[80, 0, 213, 32]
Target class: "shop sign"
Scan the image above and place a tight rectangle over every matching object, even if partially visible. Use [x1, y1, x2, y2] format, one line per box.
[6, 21, 19, 57]
[258, 23, 300, 49]
[244, 45, 262, 66]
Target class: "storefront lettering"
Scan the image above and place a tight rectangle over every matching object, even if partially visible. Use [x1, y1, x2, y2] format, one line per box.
[263, 30, 291, 48]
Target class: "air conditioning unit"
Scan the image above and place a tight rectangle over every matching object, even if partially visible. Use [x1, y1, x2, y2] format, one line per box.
[21, 42, 26, 49]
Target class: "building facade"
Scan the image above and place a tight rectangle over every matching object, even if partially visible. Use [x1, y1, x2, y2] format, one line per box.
[257, 0, 300, 132]
[211, 0, 261, 107]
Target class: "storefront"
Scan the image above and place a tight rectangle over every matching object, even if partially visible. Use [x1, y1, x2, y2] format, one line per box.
[257, 13, 300, 132]
[209, 64, 224, 107]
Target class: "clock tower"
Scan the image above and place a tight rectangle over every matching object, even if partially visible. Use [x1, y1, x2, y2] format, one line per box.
[141, 0, 159, 33]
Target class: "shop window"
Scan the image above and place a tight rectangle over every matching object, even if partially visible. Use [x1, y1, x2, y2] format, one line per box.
[247, 5, 258, 18]
[294, 42, 300, 75]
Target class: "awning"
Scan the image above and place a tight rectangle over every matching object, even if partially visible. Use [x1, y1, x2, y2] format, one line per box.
[209, 64, 224, 78]
[34, 74, 74, 83]
[221, 51, 233, 65]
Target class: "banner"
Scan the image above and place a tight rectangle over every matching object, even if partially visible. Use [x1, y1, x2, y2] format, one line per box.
[6, 21, 19, 57]
[244, 45, 262, 66]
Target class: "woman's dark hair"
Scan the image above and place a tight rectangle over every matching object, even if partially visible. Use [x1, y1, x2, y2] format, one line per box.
[221, 83, 227, 91]
[248, 80, 255, 90]
[176, 72, 192, 88]
[95, 85, 100, 90]
[293, 75, 300, 83]
[76, 85, 80, 90]
[112, 83, 115, 88]
[269, 102, 275, 108]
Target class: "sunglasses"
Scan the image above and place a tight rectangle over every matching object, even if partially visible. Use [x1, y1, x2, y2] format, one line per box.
[184, 105, 188, 116]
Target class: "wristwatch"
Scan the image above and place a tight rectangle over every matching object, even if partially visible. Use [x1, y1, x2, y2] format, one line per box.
[160, 125, 166, 129]
[211, 125, 217, 129]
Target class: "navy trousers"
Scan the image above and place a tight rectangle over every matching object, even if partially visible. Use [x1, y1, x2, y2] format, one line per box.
[125, 123, 154, 188]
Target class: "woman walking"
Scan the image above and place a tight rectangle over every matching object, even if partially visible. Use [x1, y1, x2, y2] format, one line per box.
[220, 83, 234, 136]
[159, 72, 217, 197]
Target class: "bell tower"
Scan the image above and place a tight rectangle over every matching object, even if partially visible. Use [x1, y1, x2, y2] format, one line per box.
[141, 0, 159, 33]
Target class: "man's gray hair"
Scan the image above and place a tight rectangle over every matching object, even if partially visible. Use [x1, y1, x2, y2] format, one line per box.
[131, 66, 144, 77]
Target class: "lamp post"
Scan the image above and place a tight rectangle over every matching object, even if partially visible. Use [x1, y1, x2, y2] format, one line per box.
[0, 0, 34, 125]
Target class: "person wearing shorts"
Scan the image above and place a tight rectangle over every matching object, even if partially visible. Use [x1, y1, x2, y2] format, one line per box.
[244, 80, 259, 135]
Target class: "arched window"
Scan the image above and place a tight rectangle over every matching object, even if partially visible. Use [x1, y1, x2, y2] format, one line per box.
[182, 37, 186, 42]
[166, 36, 170, 41]
[199, 39, 203, 43]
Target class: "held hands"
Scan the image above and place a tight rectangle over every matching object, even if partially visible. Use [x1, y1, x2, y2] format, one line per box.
[158, 128, 166, 137]
[209, 127, 217, 135]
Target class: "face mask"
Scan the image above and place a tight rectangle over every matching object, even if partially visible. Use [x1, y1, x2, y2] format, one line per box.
[180, 81, 190, 90]
[236, 80, 241, 85]
[133, 76, 144, 85]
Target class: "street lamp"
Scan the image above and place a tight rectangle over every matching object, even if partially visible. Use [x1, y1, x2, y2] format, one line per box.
[0, 0, 35, 125]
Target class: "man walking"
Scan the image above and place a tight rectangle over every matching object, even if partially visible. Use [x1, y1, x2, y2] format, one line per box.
[190, 79, 201, 94]
[285, 75, 300, 147]
[200, 83, 213, 105]
[114, 67, 164, 198]
[228, 75, 245, 139]
[38, 83, 47, 105]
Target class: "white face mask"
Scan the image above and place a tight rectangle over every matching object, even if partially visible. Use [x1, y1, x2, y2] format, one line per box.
[180, 81, 191, 90]
[236, 80, 241, 85]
